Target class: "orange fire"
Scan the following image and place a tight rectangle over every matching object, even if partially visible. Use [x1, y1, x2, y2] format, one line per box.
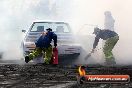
[78, 66, 86, 76]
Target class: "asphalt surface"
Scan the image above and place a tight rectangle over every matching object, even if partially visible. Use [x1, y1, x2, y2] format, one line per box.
[0, 60, 132, 88]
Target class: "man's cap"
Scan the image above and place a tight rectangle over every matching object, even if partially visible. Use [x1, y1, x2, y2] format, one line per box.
[93, 27, 100, 34]
[46, 28, 52, 31]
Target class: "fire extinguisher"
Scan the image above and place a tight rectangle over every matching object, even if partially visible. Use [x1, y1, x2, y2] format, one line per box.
[52, 47, 58, 64]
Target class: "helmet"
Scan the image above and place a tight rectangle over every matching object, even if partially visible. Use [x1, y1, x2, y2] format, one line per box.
[46, 28, 52, 31]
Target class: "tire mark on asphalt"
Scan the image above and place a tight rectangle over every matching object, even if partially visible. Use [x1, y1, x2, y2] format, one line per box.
[6, 64, 38, 88]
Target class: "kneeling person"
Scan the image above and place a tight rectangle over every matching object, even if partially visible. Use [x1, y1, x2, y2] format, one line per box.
[25, 28, 57, 64]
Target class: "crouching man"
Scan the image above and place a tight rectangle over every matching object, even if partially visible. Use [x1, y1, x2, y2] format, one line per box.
[25, 28, 57, 64]
[92, 27, 119, 65]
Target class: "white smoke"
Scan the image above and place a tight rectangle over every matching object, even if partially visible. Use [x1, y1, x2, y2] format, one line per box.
[0, 0, 132, 65]
[0, 0, 73, 61]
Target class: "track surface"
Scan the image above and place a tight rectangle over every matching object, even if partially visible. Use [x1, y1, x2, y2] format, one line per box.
[0, 60, 132, 88]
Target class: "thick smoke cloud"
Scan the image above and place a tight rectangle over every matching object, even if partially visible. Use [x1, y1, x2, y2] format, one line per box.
[0, 0, 132, 65]
[71, 0, 132, 65]
[0, 0, 73, 60]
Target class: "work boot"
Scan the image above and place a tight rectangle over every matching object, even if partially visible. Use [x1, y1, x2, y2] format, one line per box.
[104, 58, 116, 66]
[25, 56, 30, 63]
[110, 57, 116, 65]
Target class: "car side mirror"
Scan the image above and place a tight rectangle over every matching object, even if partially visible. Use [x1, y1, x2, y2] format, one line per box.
[22, 30, 26, 33]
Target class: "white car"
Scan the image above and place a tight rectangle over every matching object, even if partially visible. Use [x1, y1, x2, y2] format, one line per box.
[21, 21, 81, 57]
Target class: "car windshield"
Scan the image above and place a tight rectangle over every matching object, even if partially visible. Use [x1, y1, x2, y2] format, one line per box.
[30, 22, 71, 33]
